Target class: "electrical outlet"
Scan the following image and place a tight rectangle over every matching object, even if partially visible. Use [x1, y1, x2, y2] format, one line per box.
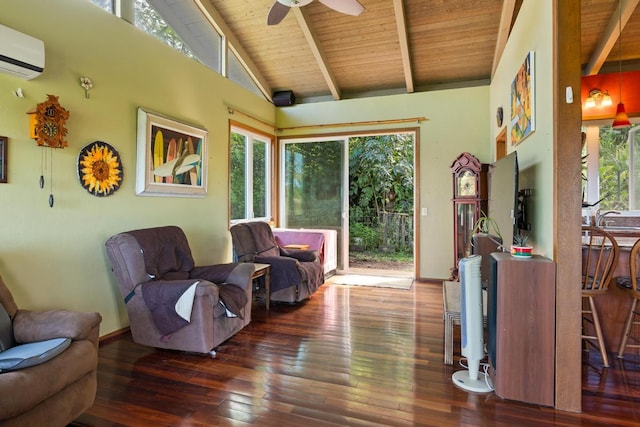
[421, 207, 428, 216]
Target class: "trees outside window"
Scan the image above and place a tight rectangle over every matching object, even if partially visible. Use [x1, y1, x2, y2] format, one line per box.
[349, 134, 414, 253]
[230, 126, 271, 221]
[584, 123, 640, 211]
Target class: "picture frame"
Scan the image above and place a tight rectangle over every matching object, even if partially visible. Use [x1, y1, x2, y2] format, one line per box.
[510, 51, 535, 145]
[0, 136, 7, 183]
[136, 108, 208, 197]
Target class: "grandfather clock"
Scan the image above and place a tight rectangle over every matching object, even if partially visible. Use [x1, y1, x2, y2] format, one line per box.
[451, 152, 488, 276]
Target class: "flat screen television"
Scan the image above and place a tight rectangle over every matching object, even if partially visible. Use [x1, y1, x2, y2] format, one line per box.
[488, 151, 519, 249]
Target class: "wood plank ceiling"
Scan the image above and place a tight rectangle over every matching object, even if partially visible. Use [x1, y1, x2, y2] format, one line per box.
[187, 0, 640, 104]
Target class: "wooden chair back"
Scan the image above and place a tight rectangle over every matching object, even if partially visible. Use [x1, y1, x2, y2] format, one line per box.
[581, 226, 619, 295]
[617, 238, 640, 294]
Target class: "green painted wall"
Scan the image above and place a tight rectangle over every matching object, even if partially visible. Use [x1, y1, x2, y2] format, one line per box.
[0, 0, 274, 335]
[490, 1, 555, 258]
[277, 87, 491, 279]
[0, 0, 558, 337]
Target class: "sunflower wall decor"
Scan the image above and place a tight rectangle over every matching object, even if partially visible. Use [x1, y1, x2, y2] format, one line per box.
[78, 141, 123, 197]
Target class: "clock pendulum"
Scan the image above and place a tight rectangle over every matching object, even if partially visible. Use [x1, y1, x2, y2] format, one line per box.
[30, 95, 69, 207]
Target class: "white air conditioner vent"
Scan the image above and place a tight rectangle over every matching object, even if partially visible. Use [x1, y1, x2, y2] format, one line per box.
[0, 24, 45, 80]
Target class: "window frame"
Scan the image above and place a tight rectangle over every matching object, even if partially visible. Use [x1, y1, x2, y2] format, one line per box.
[229, 122, 274, 224]
[583, 119, 640, 212]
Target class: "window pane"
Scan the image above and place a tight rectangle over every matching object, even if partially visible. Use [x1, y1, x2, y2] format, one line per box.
[135, 0, 196, 59]
[630, 128, 640, 210]
[89, 0, 113, 13]
[253, 140, 267, 218]
[230, 133, 247, 220]
[228, 50, 264, 98]
[599, 125, 631, 211]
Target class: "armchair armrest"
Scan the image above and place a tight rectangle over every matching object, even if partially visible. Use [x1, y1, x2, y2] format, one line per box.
[194, 281, 220, 304]
[224, 263, 255, 291]
[280, 248, 319, 262]
[12, 309, 102, 344]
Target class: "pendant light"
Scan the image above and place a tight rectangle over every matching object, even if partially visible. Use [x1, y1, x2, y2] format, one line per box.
[613, 0, 631, 129]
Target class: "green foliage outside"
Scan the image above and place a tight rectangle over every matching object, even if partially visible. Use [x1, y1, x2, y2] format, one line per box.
[349, 134, 414, 254]
[230, 132, 267, 220]
[598, 125, 635, 210]
[134, 0, 196, 59]
[230, 133, 246, 220]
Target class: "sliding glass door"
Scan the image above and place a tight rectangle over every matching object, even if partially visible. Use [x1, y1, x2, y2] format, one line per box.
[280, 137, 348, 272]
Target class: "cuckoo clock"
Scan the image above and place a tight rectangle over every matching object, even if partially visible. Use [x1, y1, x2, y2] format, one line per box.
[450, 152, 488, 276]
[30, 95, 69, 149]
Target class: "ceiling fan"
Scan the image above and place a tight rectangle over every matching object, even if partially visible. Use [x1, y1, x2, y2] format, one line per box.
[267, 0, 365, 26]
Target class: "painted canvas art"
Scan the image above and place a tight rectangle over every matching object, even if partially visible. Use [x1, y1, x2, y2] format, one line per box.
[510, 51, 535, 145]
[136, 109, 208, 197]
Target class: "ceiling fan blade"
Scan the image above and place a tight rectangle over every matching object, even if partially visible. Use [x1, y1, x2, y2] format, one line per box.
[318, 0, 364, 16]
[267, 1, 291, 25]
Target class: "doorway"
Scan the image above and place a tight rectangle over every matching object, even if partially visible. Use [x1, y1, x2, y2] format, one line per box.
[279, 131, 416, 278]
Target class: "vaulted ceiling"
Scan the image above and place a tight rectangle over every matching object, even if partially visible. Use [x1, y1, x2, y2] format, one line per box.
[168, 0, 640, 104]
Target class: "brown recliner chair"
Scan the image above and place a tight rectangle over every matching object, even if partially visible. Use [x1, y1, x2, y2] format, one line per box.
[0, 273, 102, 426]
[230, 221, 324, 303]
[105, 226, 253, 356]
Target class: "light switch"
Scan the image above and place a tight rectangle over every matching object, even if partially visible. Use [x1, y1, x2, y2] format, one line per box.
[421, 207, 428, 216]
[565, 86, 573, 103]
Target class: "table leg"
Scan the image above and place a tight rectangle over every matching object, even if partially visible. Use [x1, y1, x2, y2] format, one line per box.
[264, 269, 270, 311]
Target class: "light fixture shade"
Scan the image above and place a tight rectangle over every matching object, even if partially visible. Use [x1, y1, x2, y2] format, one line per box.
[601, 92, 613, 107]
[277, 0, 313, 6]
[584, 96, 596, 108]
[612, 102, 631, 129]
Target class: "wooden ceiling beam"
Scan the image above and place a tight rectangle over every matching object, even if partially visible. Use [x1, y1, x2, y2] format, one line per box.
[193, 0, 273, 100]
[491, 0, 517, 78]
[393, 0, 414, 93]
[583, 0, 640, 76]
[294, 7, 341, 100]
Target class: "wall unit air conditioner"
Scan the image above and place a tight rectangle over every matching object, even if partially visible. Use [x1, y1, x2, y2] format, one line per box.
[0, 24, 45, 80]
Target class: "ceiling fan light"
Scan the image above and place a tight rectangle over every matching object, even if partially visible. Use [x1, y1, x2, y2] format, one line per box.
[612, 102, 631, 129]
[277, 0, 313, 7]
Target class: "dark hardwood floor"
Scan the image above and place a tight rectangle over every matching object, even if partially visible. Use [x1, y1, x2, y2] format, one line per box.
[75, 280, 640, 426]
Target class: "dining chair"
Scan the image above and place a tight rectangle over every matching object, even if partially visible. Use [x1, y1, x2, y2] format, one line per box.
[581, 226, 619, 367]
[615, 238, 640, 358]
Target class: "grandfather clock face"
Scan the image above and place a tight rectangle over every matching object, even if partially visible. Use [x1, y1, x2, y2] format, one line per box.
[456, 170, 477, 197]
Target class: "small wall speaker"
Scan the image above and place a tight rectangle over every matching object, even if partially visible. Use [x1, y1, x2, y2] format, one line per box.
[273, 90, 295, 106]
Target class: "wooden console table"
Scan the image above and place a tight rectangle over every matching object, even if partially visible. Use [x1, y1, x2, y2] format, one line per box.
[251, 263, 271, 310]
[489, 253, 556, 407]
[442, 280, 487, 365]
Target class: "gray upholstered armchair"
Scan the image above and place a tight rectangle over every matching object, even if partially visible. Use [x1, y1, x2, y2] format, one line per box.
[0, 273, 102, 426]
[105, 226, 253, 356]
[230, 221, 324, 303]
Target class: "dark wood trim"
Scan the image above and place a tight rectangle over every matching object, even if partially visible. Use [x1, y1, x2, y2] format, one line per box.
[553, 0, 583, 412]
[98, 326, 130, 346]
[0, 136, 7, 184]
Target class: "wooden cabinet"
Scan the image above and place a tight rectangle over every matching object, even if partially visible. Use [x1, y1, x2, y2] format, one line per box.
[488, 253, 556, 406]
[451, 153, 488, 275]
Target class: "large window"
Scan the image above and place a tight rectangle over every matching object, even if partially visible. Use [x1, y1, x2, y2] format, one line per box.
[88, 0, 263, 97]
[230, 126, 272, 222]
[583, 122, 640, 211]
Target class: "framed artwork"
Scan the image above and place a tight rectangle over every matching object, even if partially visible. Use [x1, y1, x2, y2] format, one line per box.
[510, 51, 535, 145]
[136, 108, 208, 197]
[0, 136, 6, 183]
